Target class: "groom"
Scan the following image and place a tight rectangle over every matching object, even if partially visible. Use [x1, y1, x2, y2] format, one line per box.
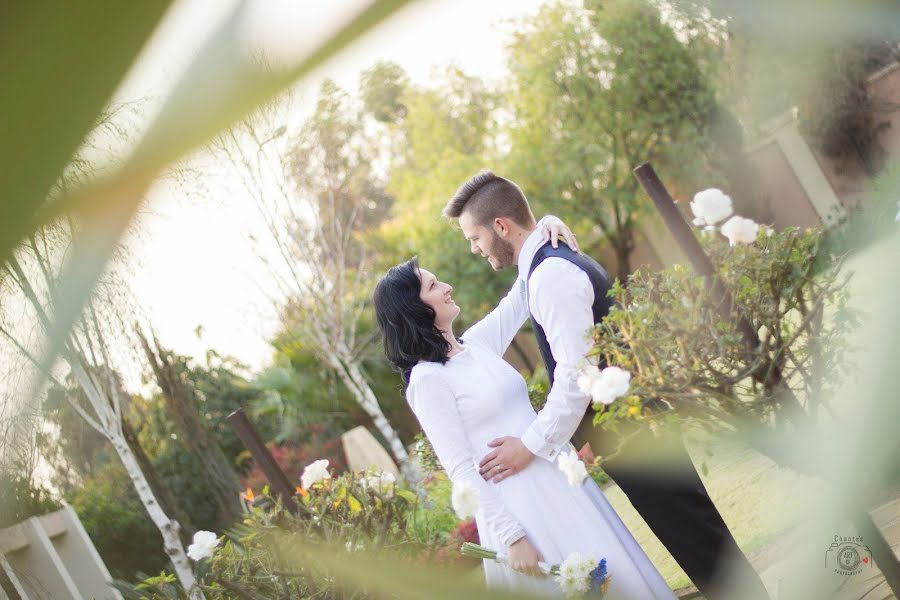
[443, 170, 769, 600]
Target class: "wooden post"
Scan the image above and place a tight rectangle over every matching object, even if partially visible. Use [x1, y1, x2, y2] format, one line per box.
[227, 408, 299, 515]
[633, 163, 760, 348]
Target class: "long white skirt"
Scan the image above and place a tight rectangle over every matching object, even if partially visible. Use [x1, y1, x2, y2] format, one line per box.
[475, 456, 676, 599]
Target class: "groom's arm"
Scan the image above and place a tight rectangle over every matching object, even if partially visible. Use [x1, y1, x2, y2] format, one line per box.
[479, 259, 595, 482]
[519, 259, 595, 462]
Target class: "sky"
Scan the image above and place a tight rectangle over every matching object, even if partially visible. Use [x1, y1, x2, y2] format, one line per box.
[117, 0, 547, 380]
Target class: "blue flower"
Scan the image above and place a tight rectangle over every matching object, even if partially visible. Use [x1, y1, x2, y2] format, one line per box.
[589, 558, 608, 594]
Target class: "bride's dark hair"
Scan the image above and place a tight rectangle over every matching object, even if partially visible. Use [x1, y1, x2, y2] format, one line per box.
[373, 257, 452, 384]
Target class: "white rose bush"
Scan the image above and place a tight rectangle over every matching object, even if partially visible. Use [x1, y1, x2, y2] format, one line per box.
[136, 457, 469, 599]
[585, 185, 858, 469]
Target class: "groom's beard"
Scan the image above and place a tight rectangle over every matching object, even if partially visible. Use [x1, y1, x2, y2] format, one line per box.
[488, 232, 515, 270]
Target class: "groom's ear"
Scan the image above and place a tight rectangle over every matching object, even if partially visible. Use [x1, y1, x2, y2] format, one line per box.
[492, 217, 512, 238]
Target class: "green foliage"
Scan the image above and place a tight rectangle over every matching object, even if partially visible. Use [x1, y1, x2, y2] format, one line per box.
[366, 64, 517, 332]
[67, 463, 168, 581]
[41, 380, 118, 493]
[505, 0, 719, 279]
[131, 351, 266, 532]
[0, 470, 61, 529]
[360, 61, 409, 123]
[588, 226, 858, 445]
[128, 470, 467, 598]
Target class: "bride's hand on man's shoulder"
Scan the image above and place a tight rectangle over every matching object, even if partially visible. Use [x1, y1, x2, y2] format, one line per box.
[540, 215, 580, 253]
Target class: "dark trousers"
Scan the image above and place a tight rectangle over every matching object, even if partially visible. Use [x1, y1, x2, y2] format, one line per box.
[575, 423, 770, 600]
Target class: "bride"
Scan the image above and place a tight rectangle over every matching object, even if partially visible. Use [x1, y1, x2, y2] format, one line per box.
[373, 219, 676, 599]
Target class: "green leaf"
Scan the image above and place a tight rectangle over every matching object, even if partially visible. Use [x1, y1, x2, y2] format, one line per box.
[0, 0, 172, 266]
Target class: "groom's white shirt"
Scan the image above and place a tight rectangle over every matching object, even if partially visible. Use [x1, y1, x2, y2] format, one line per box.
[517, 226, 595, 462]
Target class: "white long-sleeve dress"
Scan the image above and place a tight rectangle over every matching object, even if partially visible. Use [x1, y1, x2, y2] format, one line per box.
[406, 278, 676, 599]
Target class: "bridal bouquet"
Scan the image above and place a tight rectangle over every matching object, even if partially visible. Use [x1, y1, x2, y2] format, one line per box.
[460, 542, 610, 598]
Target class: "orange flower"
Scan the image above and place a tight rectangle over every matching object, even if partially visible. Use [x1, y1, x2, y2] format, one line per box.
[241, 487, 255, 503]
[296, 486, 309, 497]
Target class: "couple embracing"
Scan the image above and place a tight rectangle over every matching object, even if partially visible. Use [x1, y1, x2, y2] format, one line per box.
[373, 171, 769, 599]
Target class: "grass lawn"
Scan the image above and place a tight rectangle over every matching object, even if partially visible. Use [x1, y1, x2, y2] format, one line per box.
[601, 433, 827, 591]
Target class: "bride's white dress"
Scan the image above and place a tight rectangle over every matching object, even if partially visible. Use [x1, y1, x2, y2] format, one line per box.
[407, 279, 675, 599]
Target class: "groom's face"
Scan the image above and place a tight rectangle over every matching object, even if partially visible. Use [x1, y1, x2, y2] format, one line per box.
[458, 212, 516, 271]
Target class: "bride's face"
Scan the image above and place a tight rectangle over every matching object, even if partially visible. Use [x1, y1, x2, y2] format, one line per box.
[417, 267, 460, 327]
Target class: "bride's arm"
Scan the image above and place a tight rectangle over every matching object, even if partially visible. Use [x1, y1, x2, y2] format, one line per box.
[462, 215, 578, 355]
[407, 370, 526, 548]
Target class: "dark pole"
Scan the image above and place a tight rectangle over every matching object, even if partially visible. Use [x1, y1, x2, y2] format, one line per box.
[633, 162, 759, 348]
[227, 408, 299, 515]
[632, 163, 804, 412]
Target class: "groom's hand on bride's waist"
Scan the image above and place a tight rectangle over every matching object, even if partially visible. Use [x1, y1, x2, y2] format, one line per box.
[479, 436, 535, 483]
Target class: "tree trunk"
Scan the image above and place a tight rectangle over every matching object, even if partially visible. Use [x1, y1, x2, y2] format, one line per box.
[138, 331, 243, 523]
[329, 351, 416, 482]
[613, 237, 633, 284]
[110, 434, 203, 600]
[122, 417, 195, 544]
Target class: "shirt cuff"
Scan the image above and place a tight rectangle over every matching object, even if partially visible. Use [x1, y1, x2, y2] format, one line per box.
[521, 427, 564, 463]
[503, 529, 528, 548]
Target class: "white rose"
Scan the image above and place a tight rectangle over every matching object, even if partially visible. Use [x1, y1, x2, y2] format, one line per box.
[577, 366, 601, 396]
[187, 530, 219, 561]
[598, 366, 631, 403]
[721, 215, 760, 246]
[300, 459, 331, 490]
[578, 365, 630, 405]
[451, 480, 481, 519]
[690, 188, 733, 227]
[362, 470, 396, 498]
[557, 450, 588, 487]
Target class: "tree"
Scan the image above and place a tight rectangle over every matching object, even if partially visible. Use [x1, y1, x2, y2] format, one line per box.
[43, 372, 197, 545]
[504, 0, 718, 281]
[213, 80, 415, 479]
[360, 63, 537, 369]
[137, 329, 243, 524]
[0, 221, 204, 599]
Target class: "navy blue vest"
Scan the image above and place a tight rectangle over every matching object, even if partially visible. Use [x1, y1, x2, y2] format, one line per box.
[527, 242, 615, 389]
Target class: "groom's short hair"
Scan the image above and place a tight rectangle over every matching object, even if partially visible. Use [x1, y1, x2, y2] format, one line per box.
[443, 170, 535, 227]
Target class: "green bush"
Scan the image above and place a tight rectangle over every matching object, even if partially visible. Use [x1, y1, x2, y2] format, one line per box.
[128, 469, 463, 598]
[67, 463, 168, 581]
[588, 226, 858, 464]
[0, 470, 60, 529]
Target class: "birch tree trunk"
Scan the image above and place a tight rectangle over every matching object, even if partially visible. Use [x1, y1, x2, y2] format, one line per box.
[326, 349, 414, 481]
[122, 418, 195, 544]
[110, 434, 203, 600]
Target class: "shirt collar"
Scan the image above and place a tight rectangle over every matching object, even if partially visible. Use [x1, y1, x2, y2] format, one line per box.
[516, 223, 548, 279]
